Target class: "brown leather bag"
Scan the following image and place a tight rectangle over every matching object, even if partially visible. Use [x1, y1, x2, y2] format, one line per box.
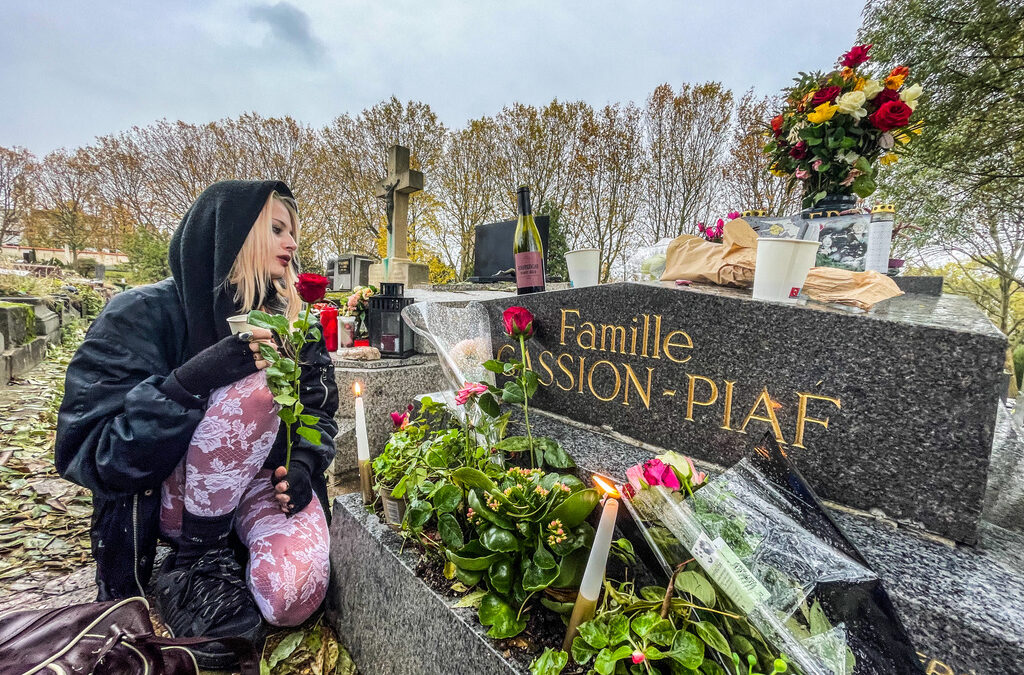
[0, 596, 258, 675]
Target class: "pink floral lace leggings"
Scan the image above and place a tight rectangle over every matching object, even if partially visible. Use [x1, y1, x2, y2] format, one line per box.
[160, 372, 330, 626]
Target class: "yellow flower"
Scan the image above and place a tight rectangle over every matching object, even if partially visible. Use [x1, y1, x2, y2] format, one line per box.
[853, 77, 866, 91]
[807, 102, 838, 124]
[769, 165, 787, 177]
[880, 153, 899, 166]
[885, 73, 906, 89]
[841, 67, 855, 80]
[861, 79, 884, 100]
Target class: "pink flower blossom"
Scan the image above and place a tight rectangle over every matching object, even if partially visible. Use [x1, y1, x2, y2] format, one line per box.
[455, 381, 489, 405]
[625, 464, 647, 493]
[697, 222, 705, 233]
[631, 651, 646, 665]
[840, 168, 863, 187]
[812, 159, 823, 171]
[795, 169, 811, 180]
[390, 411, 409, 429]
[727, 211, 741, 220]
[642, 458, 681, 490]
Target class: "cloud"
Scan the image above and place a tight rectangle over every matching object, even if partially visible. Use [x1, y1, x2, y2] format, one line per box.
[247, 2, 327, 64]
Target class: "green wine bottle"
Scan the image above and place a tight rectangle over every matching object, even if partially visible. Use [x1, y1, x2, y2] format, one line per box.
[513, 186, 545, 294]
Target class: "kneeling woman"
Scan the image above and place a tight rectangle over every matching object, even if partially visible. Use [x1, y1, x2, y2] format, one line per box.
[56, 180, 338, 668]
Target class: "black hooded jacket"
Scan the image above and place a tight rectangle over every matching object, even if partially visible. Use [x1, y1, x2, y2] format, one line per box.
[55, 180, 339, 600]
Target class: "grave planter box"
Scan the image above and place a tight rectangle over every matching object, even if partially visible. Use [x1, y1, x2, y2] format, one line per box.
[327, 493, 527, 675]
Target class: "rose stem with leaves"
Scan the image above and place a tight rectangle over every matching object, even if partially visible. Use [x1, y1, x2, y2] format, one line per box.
[517, 333, 535, 468]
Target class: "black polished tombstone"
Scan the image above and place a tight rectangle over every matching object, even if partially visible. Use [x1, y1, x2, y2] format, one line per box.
[468, 216, 550, 282]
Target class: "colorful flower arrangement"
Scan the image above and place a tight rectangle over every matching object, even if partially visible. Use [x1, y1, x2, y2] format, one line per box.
[764, 44, 924, 208]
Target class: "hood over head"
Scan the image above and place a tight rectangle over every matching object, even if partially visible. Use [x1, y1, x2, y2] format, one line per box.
[169, 179, 293, 357]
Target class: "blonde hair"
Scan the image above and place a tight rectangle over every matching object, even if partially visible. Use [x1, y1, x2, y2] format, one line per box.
[226, 191, 301, 322]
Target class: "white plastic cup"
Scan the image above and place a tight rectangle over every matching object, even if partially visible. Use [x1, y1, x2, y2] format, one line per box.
[565, 248, 600, 288]
[752, 238, 821, 303]
[227, 314, 256, 335]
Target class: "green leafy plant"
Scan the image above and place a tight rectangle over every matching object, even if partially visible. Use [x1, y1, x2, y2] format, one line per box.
[445, 466, 600, 639]
[533, 578, 789, 675]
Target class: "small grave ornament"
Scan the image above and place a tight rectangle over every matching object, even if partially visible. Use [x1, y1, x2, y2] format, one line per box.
[368, 282, 416, 358]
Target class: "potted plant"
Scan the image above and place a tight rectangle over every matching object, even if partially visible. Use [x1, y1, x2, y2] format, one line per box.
[763, 44, 924, 215]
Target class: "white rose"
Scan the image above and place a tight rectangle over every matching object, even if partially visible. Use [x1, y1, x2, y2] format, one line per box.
[836, 91, 867, 120]
[901, 83, 922, 111]
[861, 79, 884, 100]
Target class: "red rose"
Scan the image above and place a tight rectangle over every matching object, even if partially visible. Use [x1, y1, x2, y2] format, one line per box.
[869, 100, 913, 131]
[295, 273, 329, 303]
[770, 115, 784, 137]
[502, 306, 534, 340]
[789, 141, 808, 160]
[840, 44, 872, 68]
[810, 86, 842, 108]
[872, 87, 900, 107]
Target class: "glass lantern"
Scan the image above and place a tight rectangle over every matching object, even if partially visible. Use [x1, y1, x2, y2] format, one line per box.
[367, 282, 416, 358]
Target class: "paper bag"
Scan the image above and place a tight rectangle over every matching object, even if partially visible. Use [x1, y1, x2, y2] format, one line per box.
[660, 219, 903, 310]
[660, 219, 758, 287]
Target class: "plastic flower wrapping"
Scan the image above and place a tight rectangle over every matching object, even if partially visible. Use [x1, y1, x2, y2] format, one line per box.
[764, 44, 924, 208]
[619, 436, 924, 674]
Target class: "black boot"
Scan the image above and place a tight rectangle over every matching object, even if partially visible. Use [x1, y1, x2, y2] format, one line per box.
[153, 510, 264, 669]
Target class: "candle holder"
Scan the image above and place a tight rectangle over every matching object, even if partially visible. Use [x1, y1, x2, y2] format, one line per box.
[367, 282, 416, 358]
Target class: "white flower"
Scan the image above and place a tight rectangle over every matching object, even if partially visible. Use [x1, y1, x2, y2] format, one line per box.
[901, 83, 922, 110]
[861, 79, 884, 100]
[836, 91, 867, 120]
[839, 150, 861, 165]
[879, 132, 895, 150]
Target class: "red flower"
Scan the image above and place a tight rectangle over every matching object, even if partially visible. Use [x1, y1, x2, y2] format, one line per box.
[789, 141, 808, 160]
[810, 86, 842, 108]
[872, 87, 900, 107]
[840, 44, 872, 68]
[889, 65, 910, 78]
[502, 306, 534, 340]
[869, 100, 913, 132]
[390, 410, 410, 429]
[770, 115, 784, 137]
[295, 273, 329, 303]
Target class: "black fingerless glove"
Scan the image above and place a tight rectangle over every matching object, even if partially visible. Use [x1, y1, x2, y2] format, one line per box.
[171, 334, 259, 397]
[273, 449, 317, 516]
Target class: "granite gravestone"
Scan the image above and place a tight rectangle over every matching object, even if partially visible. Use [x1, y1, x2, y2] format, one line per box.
[483, 281, 1007, 544]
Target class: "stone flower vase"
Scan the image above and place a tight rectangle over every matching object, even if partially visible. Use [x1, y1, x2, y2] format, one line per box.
[379, 487, 407, 529]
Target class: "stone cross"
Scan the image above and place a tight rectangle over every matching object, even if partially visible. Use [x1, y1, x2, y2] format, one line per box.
[375, 145, 423, 263]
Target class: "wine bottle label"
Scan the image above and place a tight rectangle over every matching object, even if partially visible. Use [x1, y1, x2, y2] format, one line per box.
[515, 251, 544, 288]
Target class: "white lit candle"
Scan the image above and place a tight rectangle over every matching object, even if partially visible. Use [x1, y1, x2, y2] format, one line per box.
[354, 382, 373, 504]
[563, 476, 619, 653]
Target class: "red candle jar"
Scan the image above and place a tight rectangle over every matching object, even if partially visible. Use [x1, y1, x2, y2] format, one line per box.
[319, 306, 339, 351]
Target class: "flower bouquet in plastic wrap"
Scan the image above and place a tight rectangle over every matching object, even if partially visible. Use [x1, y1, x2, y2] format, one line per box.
[617, 434, 924, 675]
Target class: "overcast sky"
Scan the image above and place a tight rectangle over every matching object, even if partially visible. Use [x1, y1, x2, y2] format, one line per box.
[1, 1, 865, 155]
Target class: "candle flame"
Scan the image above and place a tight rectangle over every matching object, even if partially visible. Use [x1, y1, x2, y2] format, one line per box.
[592, 475, 619, 498]
[353, 381, 362, 397]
